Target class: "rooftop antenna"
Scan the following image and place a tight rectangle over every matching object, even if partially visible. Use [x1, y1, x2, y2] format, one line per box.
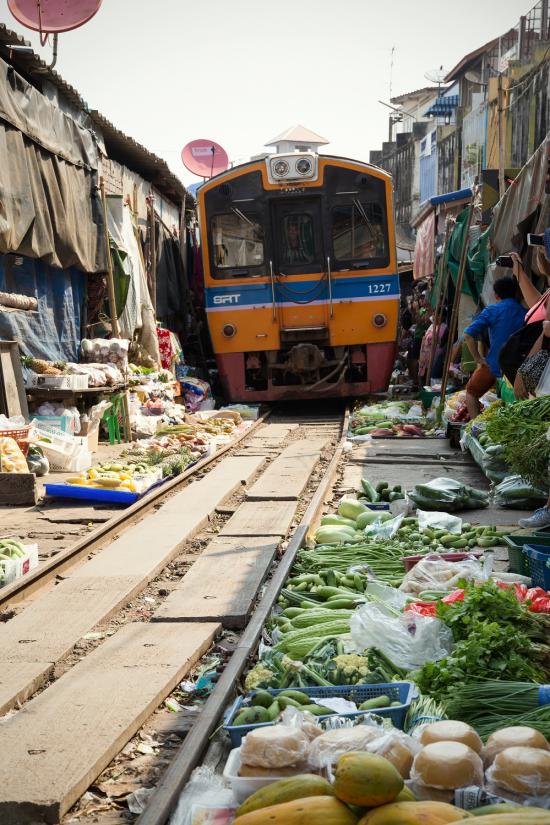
[424, 65, 448, 96]
[389, 45, 396, 100]
[182, 139, 229, 181]
[7, 0, 102, 68]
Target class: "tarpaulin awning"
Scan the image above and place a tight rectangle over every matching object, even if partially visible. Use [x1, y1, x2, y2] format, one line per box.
[445, 208, 490, 303]
[492, 132, 550, 255]
[0, 253, 86, 362]
[0, 57, 106, 273]
[413, 211, 436, 280]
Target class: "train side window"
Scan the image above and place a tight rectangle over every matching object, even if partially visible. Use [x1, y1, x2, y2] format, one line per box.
[332, 201, 387, 263]
[211, 212, 264, 273]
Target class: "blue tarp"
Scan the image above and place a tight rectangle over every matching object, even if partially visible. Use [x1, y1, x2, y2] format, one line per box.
[0, 254, 86, 362]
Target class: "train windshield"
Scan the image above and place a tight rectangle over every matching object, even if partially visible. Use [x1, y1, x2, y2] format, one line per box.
[332, 200, 387, 262]
[272, 199, 323, 274]
[211, 211, 264, 271]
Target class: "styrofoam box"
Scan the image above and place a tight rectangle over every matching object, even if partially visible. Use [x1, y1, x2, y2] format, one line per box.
[223, 747, 293, 804]
[0, 557, 18, 587]
[27, 373, 89, 390]
[1, 544, 39, 587]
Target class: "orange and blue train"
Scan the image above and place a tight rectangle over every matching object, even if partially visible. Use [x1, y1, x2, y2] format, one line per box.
[197, 151, 399, 402]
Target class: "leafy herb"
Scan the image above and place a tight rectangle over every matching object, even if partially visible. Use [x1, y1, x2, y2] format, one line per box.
[486, 396, 550, 488]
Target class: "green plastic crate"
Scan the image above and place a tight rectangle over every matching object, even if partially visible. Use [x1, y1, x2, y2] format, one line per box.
[504, 533, 550, 576]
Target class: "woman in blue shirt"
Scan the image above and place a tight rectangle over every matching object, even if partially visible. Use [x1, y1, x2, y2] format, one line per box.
[463, 277, 526, 419]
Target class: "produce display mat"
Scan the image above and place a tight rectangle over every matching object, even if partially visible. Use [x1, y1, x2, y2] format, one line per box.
[44, 475, 173, 505]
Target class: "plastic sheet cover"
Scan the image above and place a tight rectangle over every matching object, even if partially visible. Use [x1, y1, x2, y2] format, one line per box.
[0, 58, 105, 273]
[0, 253, 85, 362]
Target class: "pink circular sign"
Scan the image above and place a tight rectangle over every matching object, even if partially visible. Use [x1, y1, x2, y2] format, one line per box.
[8, 0, 103, 34]
[182, 139, 229, 179]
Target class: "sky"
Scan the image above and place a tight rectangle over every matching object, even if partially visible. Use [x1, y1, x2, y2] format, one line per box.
[0, 0, 528, 186]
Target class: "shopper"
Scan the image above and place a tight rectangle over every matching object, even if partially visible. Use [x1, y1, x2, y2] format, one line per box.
[519, 487, 550, 530]
[463, 277, 526, 419]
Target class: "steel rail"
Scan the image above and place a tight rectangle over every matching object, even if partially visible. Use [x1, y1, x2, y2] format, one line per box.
[0, 410, 270, 609]
[137, 405, 350, 825]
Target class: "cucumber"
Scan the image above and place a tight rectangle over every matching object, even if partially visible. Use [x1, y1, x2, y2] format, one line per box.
[266, 700, 281, 720]
[276, 696, 301, 710]
[324, 598, 364, 609]
[359, 695, 391, 710]
[300, 704, 334, 716]
[278, 690, 310, 705]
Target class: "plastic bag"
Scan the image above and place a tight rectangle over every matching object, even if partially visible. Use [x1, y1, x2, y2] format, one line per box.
[416, 509, 462, 535]
[309, 724, 385, 769]
[409, 477, 489, 512]
[493, 475, 547, 509]
[170, 766, 235, 825]
[536, 352, 550, 397]
[399, 554, 492, 596]
[350, 603, 454, 671]
[363, 513, 404, 539]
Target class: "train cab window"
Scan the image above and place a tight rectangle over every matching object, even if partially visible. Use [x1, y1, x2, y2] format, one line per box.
[332, 201, 388, 264]
[211, 212, 264, 274]
[281, 214, 315, 266]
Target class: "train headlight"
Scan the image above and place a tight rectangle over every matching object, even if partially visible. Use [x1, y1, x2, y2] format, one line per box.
[296, 157, 312, 175]
[272, 159, 289, 177]
[222, 323, 237, 338]
[372, 313, 387, 328]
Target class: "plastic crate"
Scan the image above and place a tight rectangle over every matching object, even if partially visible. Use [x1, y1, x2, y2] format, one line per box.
[524, 544, 550, 589]
[27, 373, 89, 390]
[503, 534, 550, 576]
[31, 415, 75, 434]
[401, 551, 483, 574]
[31, 422, 83, 455]
[223, 682, 415, 747]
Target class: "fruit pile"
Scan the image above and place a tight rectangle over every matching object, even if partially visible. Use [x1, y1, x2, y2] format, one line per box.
[66, 462, 152, 493]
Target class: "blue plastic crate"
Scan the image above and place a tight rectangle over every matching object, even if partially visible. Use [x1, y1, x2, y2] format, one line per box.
[524, 544, 550, 590]
[223, 682, 415, 747]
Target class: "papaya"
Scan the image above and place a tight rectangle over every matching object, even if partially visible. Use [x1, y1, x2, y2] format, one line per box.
[333, 752, 403, 807]
[358, 800, 470, 824]
[469, 815, 550, 825]
[469, 804, 522, 816]
[235, 795, 358, 824]
[235, 774, 334, 817]
[232, 706, 270, 726]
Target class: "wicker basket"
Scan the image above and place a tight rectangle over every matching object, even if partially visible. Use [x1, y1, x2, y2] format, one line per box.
[0, 426, 31, 457]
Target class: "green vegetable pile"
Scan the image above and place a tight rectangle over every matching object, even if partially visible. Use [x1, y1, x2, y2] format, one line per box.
[0, 538, 26, 587]
[413, 581, 550, 703]
[408, 477, 489, 512]
[486, 396, 550, 490]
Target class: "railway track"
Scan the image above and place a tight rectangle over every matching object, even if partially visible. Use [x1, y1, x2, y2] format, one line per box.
[0, 403, 348, 825]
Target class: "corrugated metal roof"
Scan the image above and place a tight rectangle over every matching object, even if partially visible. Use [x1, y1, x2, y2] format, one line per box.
[390, 86, 440, 104]
[0, 23, 188, 206]
[444, 36, 499, 82]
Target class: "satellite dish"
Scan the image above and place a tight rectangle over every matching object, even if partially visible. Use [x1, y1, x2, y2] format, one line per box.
[465, 70, 485, 86]
[182, 139, 229, 179]
[424, 66, 448, 87]
[8, 0, 103, 34]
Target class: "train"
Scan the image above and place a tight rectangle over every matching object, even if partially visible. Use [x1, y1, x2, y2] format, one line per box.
[197, 151, 399, 402]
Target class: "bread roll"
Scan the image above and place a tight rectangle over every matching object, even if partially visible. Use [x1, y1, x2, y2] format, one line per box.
[376, 736, 415, 779]
[419, 720, 483, 754]
[483, 726, 550, 767]
[489, 746, 550, 795]
[240, 725, 309, 769]
[308, 725, 384, 768]
[411, 741, 484, 789]
[238, 762, 309, 777]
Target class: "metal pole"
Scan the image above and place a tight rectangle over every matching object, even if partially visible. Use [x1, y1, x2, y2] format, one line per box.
[426, 222, 452, 384]
[437, 203, 475, 417]
[100, 178, 121, 338]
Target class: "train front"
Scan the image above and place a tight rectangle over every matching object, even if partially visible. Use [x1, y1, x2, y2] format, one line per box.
[198, 153, 399, 402]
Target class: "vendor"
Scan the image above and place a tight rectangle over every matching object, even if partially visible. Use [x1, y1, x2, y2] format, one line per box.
[463, 277, 526, 420]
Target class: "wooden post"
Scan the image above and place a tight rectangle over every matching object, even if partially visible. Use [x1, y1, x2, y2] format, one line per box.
[100, 178, 121, 338]
[426, 223, 452, 384]
[437, 203, 475, 418]
[149, 197, 157, 318]
[497, 73, 506, 200]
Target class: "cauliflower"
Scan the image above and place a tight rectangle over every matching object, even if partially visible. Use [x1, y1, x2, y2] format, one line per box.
[244, 662, 276, 691]
[332, 653, 370, 682]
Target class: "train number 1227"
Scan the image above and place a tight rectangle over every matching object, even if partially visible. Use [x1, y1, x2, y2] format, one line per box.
[366, 282, 392, 294]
